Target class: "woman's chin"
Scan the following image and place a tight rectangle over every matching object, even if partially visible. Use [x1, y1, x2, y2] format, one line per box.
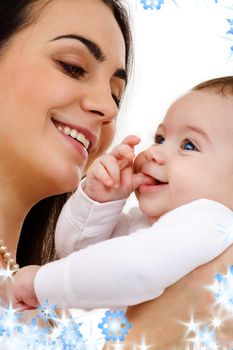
[55, 174, 81, 194]
[39, 169, 82, 198]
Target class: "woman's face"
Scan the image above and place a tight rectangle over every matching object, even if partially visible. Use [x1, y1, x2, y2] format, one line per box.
[0, 0, 126, 199]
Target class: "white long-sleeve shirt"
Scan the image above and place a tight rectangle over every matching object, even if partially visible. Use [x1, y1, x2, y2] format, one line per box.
[34, 184, 233, 309]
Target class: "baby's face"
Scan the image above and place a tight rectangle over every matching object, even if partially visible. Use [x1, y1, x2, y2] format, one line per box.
[134, 89, 233, 221]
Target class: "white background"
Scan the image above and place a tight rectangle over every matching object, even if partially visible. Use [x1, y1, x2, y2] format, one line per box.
[77, 0, 233, 343]
[115, 0, 233, 152]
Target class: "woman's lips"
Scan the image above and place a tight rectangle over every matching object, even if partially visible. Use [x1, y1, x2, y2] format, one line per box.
[51, 119, 88, 161]
[59, 131, 88, 160]
[51, 118, 97, 151]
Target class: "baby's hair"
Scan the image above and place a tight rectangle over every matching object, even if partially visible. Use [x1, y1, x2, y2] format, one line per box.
[192, 76, 233, 96]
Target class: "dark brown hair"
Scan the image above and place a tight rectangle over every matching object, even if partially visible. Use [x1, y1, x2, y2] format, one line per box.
[0, 0, 132, 266]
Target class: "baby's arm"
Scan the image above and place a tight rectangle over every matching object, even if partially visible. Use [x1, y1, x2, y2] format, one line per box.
[10, 136, 148, 309]
[13, 199, 233, 310]
[56, 135, 149, 256]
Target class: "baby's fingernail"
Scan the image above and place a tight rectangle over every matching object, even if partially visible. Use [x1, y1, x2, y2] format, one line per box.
[114, 183, 119, 189]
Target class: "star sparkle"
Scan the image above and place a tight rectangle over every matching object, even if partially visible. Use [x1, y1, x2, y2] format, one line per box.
[181, 314, 202, 337]
[0, 265, 17, 281]
[133, 337, 153, 350]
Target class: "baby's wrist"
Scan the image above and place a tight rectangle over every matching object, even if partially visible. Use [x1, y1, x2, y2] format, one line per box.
[82, 183, 125, 203]
[82, 184, 100, 201]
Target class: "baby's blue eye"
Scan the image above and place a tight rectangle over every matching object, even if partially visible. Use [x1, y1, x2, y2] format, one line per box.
[181, 139, 198, 151]
[154, 135, 164, 144]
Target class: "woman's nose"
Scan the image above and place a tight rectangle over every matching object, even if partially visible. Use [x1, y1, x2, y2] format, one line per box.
[144, 145, 167, 165]
[80, 82, 118, 125]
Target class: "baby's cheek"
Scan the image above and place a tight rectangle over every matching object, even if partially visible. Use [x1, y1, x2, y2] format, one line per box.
[169, 169, 195, 207]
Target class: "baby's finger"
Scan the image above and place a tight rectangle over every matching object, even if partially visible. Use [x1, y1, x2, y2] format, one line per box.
[89, 161, 114, 187]
[111, 144, 135, 162]
[99, 155, 121, 187]
[90, 155, 120, 187]
[120, 135, 140, 148]
[132, 173, 155, 191]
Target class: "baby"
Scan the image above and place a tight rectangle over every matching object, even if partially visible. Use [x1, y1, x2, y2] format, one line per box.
[12, 76, 233, 310]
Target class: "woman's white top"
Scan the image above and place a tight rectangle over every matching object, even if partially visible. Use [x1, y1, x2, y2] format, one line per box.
[34, 184, 233, 309]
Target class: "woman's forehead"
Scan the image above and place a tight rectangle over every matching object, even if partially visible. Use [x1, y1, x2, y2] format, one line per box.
[29, 0, 126, 67]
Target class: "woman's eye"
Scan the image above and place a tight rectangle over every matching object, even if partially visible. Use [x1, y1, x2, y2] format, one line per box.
[112, 94, 121, 108]
[58, 61, 87, 79]
[154, 134, 165, 144]
[181, 138, 199, 151]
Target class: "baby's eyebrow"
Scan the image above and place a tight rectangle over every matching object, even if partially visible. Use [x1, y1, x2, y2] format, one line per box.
[184, 125, 210, 142]
[155, 123, 210, 143]
[154, 123, 164, 134]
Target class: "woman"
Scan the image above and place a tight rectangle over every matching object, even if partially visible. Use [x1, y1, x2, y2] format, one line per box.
[0, 0, 131, 307]
[0, 0, 232, 346]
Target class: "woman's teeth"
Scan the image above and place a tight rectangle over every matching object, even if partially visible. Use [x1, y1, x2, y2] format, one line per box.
[57, 126, 90, 150]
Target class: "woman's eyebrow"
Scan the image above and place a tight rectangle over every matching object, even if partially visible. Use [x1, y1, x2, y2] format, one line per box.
[50, 34, 127, 83]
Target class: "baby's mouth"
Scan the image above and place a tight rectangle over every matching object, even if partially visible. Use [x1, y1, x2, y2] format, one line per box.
[138, 174, 169, 192]
[142, 175, 168, 186]
[154, 179, 168, 186]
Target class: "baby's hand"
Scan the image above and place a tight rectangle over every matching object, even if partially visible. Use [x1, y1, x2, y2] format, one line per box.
[84, 135, 143, 202]
[11, 265, 40, 310]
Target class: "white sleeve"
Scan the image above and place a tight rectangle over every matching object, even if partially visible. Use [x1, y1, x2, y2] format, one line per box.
[55, 180, 128, 257]
[35, 199, 233, 310]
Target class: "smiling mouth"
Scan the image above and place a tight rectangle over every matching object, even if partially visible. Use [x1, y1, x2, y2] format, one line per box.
[51, 118, 93, 153]
[154, 179, 168, 186]
[143, 175, 168, 186]
[57, 125, 90, 150]
[139, 175, 168, 193]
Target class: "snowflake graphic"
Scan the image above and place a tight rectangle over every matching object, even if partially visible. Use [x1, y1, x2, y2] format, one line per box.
[210, 265, 233, 312]
[183, 317, 217, 349]
[139, 0, 165, 10]
[139, 0, 228, 11]
[0, 301, 85, 349]
[98, 310, 131, 342]
[226, 18, 233, 36]
[182, 266, 233, 348]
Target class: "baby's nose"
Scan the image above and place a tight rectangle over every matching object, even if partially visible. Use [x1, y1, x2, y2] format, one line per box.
[144, 145, 167, 165]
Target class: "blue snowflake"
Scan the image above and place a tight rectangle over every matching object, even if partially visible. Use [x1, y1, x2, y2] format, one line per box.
[209, 265, 233, 313]
[0, 302, 85, 349]
[98, 310, 131, 342]
[226, 18, 233, 36]
[140, 0, 165, 10]
[198, 326, 216, 347]
[227, 19, 233, 26]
